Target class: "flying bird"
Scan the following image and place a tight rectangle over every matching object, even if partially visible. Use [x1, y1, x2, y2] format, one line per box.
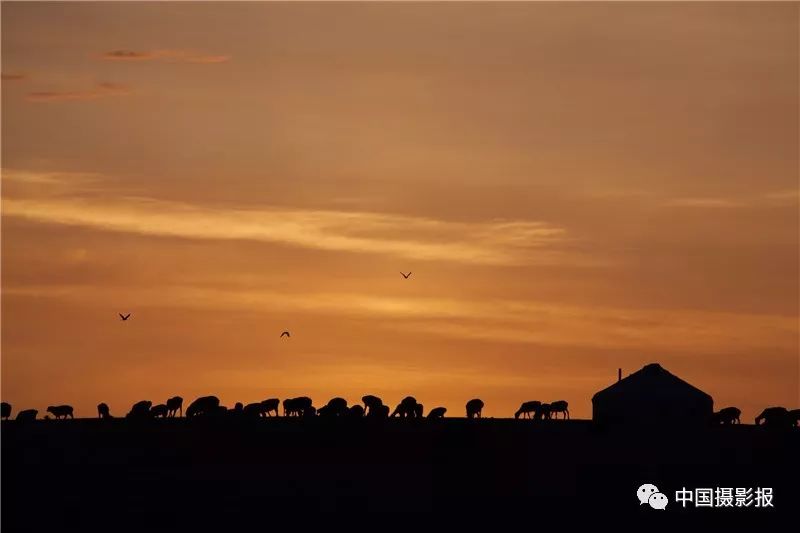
[280, 331, 290, 338]
[400, 272, 412, 279]
[119, 313, 131, 321]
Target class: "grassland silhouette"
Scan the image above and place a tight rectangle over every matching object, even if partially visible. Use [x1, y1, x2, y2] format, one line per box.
[3, 363, 798, 523]
[3, 363, 798, 426]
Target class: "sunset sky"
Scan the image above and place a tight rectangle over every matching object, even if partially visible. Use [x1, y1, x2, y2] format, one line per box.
[2, 2, 798, 420]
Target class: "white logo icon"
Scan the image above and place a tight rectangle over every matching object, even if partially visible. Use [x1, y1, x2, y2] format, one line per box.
[638, 484, 668, 510]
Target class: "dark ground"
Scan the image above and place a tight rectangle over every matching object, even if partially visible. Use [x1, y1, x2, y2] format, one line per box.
[2, 417, 797, 526]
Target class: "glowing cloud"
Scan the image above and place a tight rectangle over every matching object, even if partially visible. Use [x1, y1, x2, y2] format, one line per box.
[3, 194, 570, 266]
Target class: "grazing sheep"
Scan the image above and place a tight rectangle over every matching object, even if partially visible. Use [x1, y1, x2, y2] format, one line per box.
[296, 397, 314, 413]
[427, 407, 447, 419]
[150, 404, 169, 418]
[166, 396, 183, 417]
[466, 399, 484, 419]
[283, 397, 313, 417]
[46, 405, 74, 420]
[243, 402, 265, 418]
[711, 407, 741, 425]
[1, 402, 12, 420]
[97, 403, 112, 419]
[535, 403, 552, 420]
[260, 398, 280, 417]
[549, 400, 569, 420]
[391, 396, 419, 418]
[318, 397, 348, 418]
[127, 400, 153, 419]
[186, 396, 220, 418]
[302, 406, 317, 417]
[362, 395, 383, 416]
[755, 407, 791, 428]
[349, 405, 365, 417]
[414, 403, 424, 418]
[16, 409, 37, 422]
[328, 397, 348, 411]
[514, 401, 541, 420]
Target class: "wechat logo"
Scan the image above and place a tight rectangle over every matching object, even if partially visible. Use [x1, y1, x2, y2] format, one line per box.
[638, 484, 668, 510]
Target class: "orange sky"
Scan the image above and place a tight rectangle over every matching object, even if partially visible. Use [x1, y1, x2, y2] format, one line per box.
[2, 2, 798, 421]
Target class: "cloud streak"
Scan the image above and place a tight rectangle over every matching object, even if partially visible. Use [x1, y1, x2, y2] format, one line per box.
[3, 194, 570, 266]
[664, 190, 799, 209]
[26, 82, 131, 102]
[2, 170, 575, 266]
[102, 49, 230, 63]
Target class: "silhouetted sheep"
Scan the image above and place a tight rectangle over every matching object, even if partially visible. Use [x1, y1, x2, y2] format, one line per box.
[151, 404, 169, 418]
[391, 396, 419, 418]
[97, 403, 112, 419]
[1, 402, 11, 420]
[234, 402, 244, 413]
[318, 397, 349, 418]
[127, 400, 153, 419]
[414, 403, 424, 418]
[329, 397, 348, 411]
[166, 396, 183, 417]
[349, 405, 365, 417]
[362, 395, 384, 416]
[303, 406, 317, 417]
[260, 398, 280, 417]
[515, 401, 541, 420]
[466, 399, 484, 419]
[711, 406, 741, 425]
[535, 403, 552, 420]
[186, 396, 220, 418]
[755, 406, 791, 428]
[46, 405, 74, 420]
[243, 402, 264, 418]
[549, 400, 569, 420]
[283, 397, 313, 417]
[16, 409, 37, 422]
[427, 407, 447, 419]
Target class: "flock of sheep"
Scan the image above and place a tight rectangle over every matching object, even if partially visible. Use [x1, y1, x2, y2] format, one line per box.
[3, 398, 798, 427]
[0, 396, 569, 422]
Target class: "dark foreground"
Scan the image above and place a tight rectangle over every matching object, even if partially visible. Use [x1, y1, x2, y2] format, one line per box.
[2, 417, 798, 525]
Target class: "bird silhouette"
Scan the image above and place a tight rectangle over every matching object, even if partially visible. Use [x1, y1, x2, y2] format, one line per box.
[119, 313, 131, 321]
[280, 331, 290, 338]
[400, 272, 412, 279]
